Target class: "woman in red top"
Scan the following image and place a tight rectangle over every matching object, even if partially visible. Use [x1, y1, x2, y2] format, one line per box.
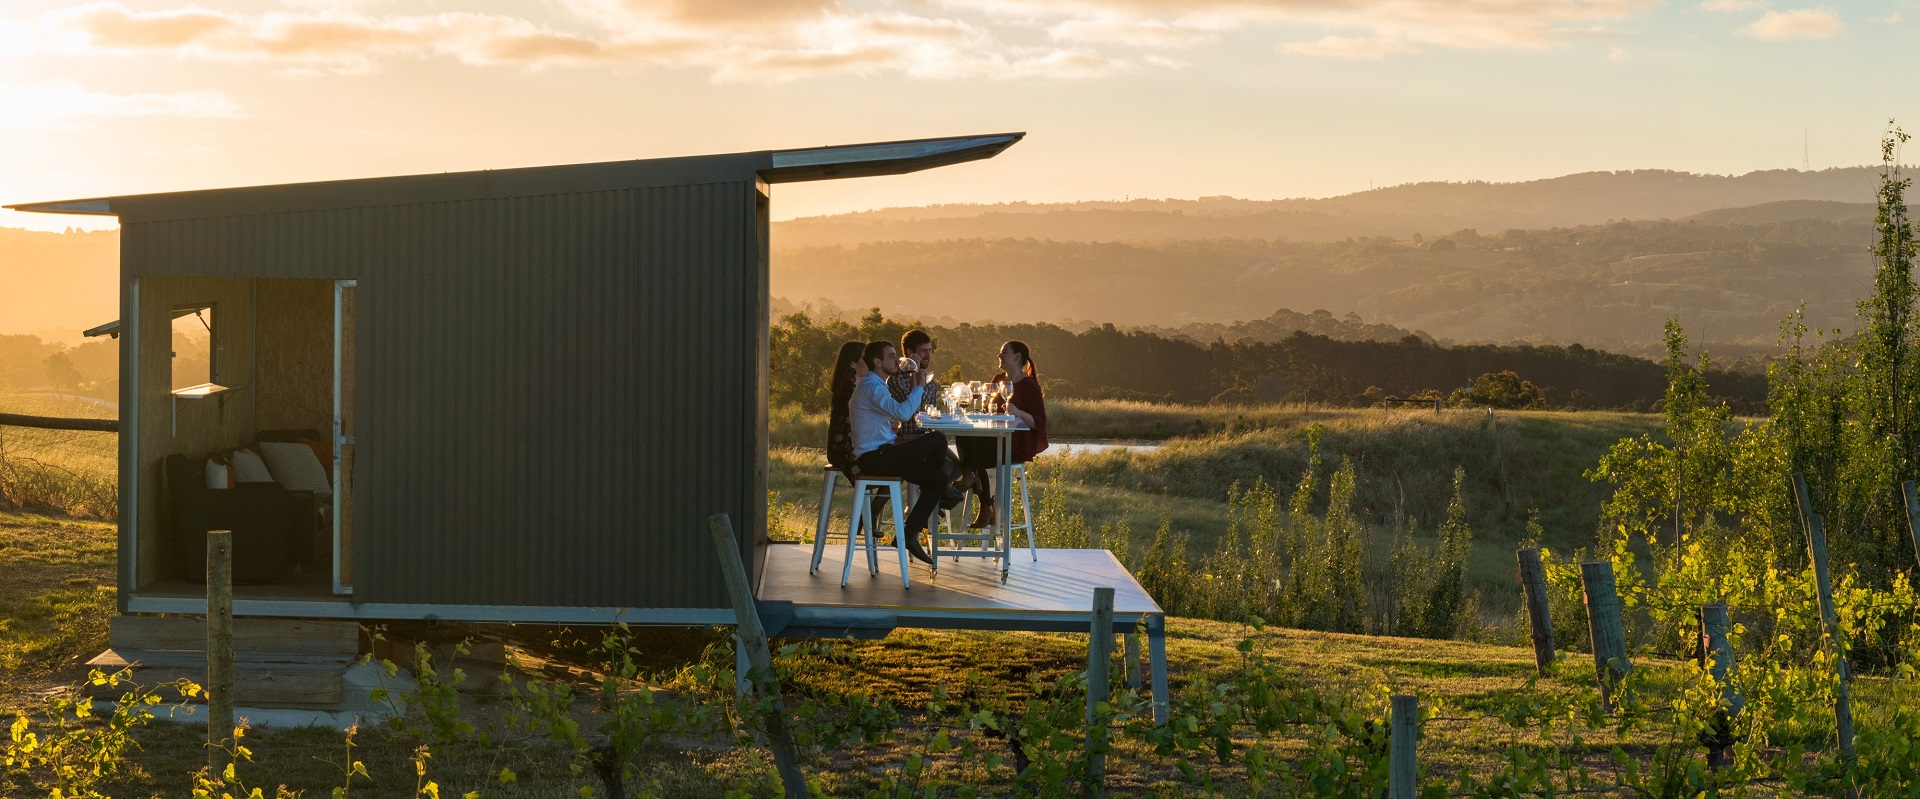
[960, 340, 1048, 529]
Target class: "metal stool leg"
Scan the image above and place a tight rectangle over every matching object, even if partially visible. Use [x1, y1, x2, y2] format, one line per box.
[1017, 463, 1038, 560]
[840, 483, 868, 588]
[811, 468, 838, 574]
[891, 482, 911, 589]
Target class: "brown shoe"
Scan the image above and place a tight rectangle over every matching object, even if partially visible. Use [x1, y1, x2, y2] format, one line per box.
[969, 504, 996, 530]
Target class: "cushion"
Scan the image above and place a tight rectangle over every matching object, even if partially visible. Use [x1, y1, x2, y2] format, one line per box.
[259, 441, 331, 497]
[295, 436, 333, 480]
[204, 455, 232, 490]
[229, 448, 275, 484]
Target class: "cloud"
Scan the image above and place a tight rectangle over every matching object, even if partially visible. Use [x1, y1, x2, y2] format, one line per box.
[36, 1, 1129, 81]
[1279, 35, 1420, 59]
[1046, 16, 1228, 48]
[0, 78, 243, 129]
[1608, 45, 1628, 59]
[1699, 0, 1766, 11]
[28, 0, 1666, 80]
[1740, 7, 1845, 38]
[949, 0, 1659, 57]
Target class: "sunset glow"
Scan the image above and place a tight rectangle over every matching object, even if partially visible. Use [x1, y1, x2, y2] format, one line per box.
[1, 0, 1914, 232]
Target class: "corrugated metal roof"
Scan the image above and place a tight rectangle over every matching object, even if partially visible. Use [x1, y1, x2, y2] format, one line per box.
[6, 133, 1023, 223]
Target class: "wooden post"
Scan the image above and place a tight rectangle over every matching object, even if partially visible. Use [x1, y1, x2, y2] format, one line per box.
[1790, 472, 1816, 540]
[1389, 694, 1417, 799]
[1699, 603, 1741, 770]
[1902, 481, 1920, 572]
[1806, 514, 1857, 796]
[707, 514, 808, 799]
[206, 530, 235, 780]
[1085, 587, 1115, 799]
[1580, 561, 1629, 710]
[1517, 548, 1554, 675]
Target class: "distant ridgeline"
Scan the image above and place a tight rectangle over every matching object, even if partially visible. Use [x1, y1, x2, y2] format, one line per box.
[768, 307, 1767, 412]
[772, 215, 1878, 353]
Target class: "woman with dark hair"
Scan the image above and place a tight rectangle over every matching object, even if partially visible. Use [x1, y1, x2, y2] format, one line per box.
[826, 340, 867, 475]
[960, 340, 1049, 528]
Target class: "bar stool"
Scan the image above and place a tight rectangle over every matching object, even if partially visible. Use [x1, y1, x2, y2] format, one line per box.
[810, 460, 936, 587]
[809, 465, 845, 575]
[844, 477, 911, 588]
[958, 462, 1039, 561]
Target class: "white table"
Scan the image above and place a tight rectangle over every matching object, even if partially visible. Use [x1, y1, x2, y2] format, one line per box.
[914, 411, 1027, 578]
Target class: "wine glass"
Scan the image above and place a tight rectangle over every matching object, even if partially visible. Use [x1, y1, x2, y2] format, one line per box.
[953, 382, 973, 416]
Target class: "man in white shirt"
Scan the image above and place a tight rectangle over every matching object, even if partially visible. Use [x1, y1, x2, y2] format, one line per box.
[851, 339, 959, 564]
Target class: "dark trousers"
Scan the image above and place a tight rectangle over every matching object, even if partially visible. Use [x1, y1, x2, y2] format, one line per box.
[957, 437, 1005, 504]
[855, 432, 954, 534]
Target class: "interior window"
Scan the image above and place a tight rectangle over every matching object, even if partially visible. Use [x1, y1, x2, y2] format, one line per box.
[170, 304, 215, 391]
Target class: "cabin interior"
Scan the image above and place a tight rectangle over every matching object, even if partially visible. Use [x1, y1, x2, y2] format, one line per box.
[127, 276, 355, 603]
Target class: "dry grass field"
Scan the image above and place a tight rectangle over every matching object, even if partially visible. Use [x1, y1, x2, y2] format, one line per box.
[0, 392, 116, 520]
[0, 511, 1717, 798]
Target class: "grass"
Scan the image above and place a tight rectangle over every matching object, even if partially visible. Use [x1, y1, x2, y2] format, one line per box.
[0, 392, 117, 520]
[772, 405, 1663, 618]
[3, 511, 1915, 797]
[0, 508, 1639, 796]
[0, 511, 115, 700]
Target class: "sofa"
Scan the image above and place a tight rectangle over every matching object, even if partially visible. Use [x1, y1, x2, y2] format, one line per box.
[163, 428, 331, 583]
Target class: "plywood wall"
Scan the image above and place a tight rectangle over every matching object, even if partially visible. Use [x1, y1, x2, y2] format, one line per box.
[254, 278, 334, 434]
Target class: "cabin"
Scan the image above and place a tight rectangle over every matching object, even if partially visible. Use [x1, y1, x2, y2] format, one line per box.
[10, 133, 1169, 722]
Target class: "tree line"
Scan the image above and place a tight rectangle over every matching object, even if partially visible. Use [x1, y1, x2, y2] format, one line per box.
[769, 308, 1768, 412]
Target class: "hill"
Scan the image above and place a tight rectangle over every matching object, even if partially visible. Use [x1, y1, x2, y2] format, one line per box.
[772, 166, 1900, 247]
[773, 216, 1875, 348]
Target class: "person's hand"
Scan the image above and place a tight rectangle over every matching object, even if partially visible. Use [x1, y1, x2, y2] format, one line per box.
[921, 369, 936, 386]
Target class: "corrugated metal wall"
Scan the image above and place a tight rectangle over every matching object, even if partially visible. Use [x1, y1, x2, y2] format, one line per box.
[123, 180, 767, 610]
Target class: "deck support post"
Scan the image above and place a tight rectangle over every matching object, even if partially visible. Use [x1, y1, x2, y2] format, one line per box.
[1123, 630, 1142, 689]
[1086, 588, 1114, 798]
[1147, 614, 1169, 726]
[207, 530, 235, 781]
[708, 514, 808, 799]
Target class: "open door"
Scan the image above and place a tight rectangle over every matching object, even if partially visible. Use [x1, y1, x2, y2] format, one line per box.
[333, 280, 356, 595]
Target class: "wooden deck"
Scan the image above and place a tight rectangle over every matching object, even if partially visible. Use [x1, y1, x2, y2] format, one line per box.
[756, 542, 1170, 721]
[758, 543, 1161, 619]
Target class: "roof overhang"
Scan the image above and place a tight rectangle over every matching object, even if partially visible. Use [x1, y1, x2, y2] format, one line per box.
[7, 198, 114, 216]
[4, 133, 1025, 222]
[761, 133, 1024, 184]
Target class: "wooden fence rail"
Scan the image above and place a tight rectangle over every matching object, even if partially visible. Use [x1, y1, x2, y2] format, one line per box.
[0, 412, 118, 433]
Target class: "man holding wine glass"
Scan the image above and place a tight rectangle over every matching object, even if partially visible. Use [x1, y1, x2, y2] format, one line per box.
[852, 339, 971, 564]
[886, 329, 940, 436]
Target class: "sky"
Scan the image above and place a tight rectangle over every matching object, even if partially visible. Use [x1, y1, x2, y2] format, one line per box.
[0, 0, 1914, 233]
